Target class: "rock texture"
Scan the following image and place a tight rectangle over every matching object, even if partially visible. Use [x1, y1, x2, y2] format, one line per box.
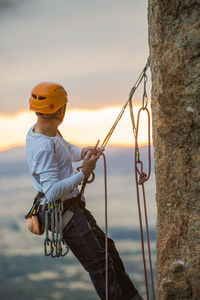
[148, 1, 200, 299]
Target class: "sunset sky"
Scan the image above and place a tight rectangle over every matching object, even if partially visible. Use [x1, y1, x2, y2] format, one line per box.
[0, 0, 150, 150]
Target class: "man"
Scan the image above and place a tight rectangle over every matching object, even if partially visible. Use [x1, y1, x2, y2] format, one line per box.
[26, 82, 143, 300]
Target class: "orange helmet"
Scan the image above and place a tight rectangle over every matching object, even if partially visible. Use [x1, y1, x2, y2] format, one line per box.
[29, 82, 68, 114]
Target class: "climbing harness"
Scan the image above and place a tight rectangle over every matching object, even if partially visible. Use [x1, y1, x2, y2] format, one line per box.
[25, 198, 69, 258]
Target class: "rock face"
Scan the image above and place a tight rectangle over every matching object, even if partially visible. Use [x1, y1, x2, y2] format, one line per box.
[148, 1, 200, 299]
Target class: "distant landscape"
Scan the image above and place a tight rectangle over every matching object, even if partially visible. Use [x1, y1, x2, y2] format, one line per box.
[0, 145, 154, 177]
[0, 146, 156, 300]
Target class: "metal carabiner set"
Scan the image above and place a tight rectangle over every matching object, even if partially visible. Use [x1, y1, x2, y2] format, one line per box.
[43, 200, 69, 258]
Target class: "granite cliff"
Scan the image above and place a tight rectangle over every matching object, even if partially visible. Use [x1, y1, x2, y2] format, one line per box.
[148, 0, 200, 299]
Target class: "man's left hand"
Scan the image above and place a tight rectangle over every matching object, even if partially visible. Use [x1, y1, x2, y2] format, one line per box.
[81, 146, 104, 159]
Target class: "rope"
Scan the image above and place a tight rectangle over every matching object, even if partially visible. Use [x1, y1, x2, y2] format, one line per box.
[100, 58, 155, 299]
[101, 152, 109, 300]
[132, 106, 155, 300]
[128, 63, 155, 299]
[83, 58, 155, 299]
[83, 148, 108, 299]
[101, 58, 149, 148]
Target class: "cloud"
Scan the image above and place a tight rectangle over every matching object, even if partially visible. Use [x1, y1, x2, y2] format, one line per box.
[27, 271, 60, 281]
[0, 0, 149, 113]
[0, 105, 152, 150]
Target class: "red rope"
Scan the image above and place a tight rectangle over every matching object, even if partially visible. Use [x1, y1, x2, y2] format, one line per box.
[102, 152, 109, 300]
[135, 162, 149, 299]
[96, 145, 109, 299]
[135, 107, 155, 300]
[78, 143, 109, 299]
[99, 151, 109, 300]
[89, 104, 155, 300]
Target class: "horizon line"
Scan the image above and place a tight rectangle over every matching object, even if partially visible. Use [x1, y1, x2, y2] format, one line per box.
[0, 141, 153, 152]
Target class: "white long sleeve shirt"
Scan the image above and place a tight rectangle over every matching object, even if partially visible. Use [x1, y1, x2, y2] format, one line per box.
[26, 125, 85, 204]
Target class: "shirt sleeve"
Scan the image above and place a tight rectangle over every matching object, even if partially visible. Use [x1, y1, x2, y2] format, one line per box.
[63, 140, 83, 162]
[33, 149, 85, 202]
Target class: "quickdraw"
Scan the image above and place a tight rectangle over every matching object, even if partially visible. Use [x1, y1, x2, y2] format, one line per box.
[43, 200, 69, 258]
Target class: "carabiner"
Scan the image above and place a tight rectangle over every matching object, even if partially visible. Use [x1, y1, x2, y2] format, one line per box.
[61, 241, 69, 257]
[86, 171, 95, 183]
[50, 240, 57, 258]
[44, 238, 51, 256]
[142, 73, 148, 109]
[135, 107, 151, 182]
[56, 241, 62, 257]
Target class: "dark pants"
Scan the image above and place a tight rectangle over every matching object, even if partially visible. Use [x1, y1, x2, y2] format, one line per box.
[62, 207, 139, 300]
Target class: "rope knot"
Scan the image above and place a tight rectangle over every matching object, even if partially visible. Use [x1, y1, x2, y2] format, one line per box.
[139, 172, 147, 184]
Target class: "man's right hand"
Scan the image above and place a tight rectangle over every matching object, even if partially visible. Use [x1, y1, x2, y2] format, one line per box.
[82, 150, 101, 178]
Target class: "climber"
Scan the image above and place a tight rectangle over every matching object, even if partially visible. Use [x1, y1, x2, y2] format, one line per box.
[26, 81, 143, 300]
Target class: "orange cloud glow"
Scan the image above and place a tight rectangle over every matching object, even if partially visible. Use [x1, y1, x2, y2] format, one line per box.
[0, 106, 152, 151]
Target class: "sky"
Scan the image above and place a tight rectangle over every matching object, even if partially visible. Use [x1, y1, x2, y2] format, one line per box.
[0, 0, 150, 150]
[0, 5, 156, 294]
